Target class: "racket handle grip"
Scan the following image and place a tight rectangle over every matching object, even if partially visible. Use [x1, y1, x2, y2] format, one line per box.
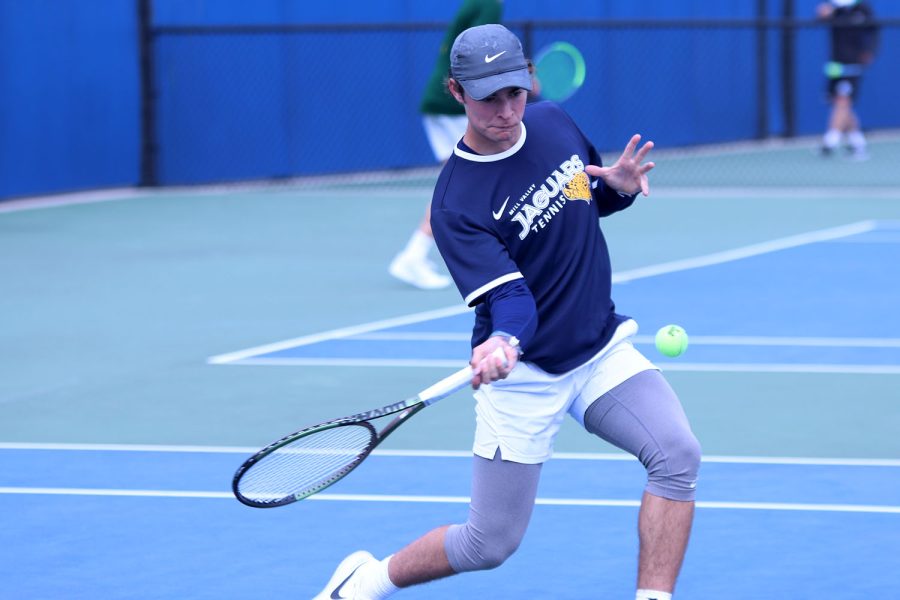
[419, 347, 509, 405]
[418, 365, 473, 405]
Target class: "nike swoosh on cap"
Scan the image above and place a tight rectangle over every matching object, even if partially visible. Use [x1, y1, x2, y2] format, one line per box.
[484, 51, 507, 63]
[492, 196, 510, 220]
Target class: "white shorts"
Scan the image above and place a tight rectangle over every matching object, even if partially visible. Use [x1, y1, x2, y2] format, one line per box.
[472, 319, 657, 464]
[422, 114, 468, 162]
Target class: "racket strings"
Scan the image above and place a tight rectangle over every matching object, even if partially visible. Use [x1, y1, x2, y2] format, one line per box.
[236, 422, 375, 503]
[534, 42, 585, 102]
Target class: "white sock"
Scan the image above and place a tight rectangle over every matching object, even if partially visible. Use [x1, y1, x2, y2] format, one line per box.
[823, 129, 842, 148]
[636, 589, 672, 600]
[354, 555, 399, 599]
[846, 130, 866, 150]
[400, 230, 434, 260]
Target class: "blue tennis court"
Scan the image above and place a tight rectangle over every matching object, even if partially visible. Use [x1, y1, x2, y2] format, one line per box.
[2, 188, 899, 598]
[2, 447, 898, 598]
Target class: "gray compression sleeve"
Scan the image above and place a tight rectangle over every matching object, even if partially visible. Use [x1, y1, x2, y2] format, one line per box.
[583, 369, 701, 501]
[444, 451, 542, 573]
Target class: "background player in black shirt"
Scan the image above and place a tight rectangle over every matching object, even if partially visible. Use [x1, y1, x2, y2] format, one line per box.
[816, 0, 880, 159]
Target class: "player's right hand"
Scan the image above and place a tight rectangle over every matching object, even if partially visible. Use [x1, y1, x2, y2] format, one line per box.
[470, 336, 519, 389]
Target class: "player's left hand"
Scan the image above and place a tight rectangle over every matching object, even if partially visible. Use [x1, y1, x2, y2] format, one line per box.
[585, 134, 655, 197]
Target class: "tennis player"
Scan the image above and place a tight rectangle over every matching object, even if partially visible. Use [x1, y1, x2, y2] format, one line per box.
[816, 0, 879, 160]
[388, 0, 503, 290]
[316, 24, 700, 600]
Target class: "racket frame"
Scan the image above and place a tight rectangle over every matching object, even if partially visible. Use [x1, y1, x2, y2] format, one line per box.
[534, 41, 587, 102]
[232, 362, 476, 508]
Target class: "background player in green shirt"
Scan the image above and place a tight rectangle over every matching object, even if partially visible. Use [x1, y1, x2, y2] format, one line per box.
[388, 0, 503, 290]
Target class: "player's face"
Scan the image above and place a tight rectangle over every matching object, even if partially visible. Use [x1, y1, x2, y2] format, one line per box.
[462, 87, 527, 154]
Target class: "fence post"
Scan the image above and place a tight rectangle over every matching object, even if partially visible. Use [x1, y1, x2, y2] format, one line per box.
[780, 0, 796, 138]
[137, 0, 159, 187]
[756, 0, 769, 139]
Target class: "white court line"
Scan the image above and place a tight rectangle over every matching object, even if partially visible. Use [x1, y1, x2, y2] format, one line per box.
[0, 487, 898, 514]
[1, 443, 898, 467]
[609, 220, 876, 284]
[351, 332, 900, 348]
[212, 357, 900, 374]
[349, 332, 471, 341]
[207, 220, 880, 366]
[5, 189, 897, 214]
[232, 331, 900, 373]
[0, 188, 146, 213]
[657, 363, 900, 375]
[0, 487, 229, 499]
[207, 304, 472, 364]
[650, 187, 900, 200]
[634, 335, 900, 348]
[216, 357, 469, 368]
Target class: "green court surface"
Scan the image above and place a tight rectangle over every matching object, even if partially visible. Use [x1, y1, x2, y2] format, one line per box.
[2, 179, 899, 456]
[2, 137, 899, 599]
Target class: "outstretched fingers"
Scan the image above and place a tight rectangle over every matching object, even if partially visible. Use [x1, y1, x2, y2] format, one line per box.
[634, 139, 655, 163]
[585, 134, 656, 196]
[620, 133, 642, 159]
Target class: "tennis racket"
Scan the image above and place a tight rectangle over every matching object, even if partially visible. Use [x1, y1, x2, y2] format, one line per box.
[533, 41, 586, 102]
[232, 348, 507, 508]
[824, 61, 864, 78]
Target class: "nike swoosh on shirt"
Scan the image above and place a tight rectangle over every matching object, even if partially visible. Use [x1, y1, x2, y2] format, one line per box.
[492, 196, 510, 220]
[484, 51, 507, 63]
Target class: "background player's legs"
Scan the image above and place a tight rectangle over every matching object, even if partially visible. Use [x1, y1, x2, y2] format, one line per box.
[822, 79, 867, 159]
[388, 115, 466, 290]
[829, 94, 857, 133]
[583, 369, 700, 594]
[389, 200, 451, 290]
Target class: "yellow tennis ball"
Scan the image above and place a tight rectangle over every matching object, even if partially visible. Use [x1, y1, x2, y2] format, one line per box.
[655, 325, 689, 357]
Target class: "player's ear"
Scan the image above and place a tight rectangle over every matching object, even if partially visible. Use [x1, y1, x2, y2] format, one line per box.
[447, 78, 465, 104]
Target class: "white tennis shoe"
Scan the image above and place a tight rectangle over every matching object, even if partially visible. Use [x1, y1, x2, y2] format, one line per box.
[313, 550, 377, 600]
[389, 252, 451, 290]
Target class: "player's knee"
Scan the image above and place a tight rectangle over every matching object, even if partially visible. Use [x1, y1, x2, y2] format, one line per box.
[471, 531, 521, 570]
[674, 432, 702, 481]
[646, 430, 702, 500]
[446, 522, 523, 572]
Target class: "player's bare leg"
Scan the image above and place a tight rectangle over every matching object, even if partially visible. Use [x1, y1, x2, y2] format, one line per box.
[636, 491, 695, 593]
[388, 200, 451, 290]
[829, 95, 854, 133]
[388, 526, 455, 586]
[827, 95, 868, 159]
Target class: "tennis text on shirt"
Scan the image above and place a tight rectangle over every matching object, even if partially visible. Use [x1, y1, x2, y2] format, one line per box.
[501, 155, 592, 239]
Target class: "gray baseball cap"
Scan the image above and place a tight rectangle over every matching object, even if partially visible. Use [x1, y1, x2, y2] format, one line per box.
[450, 24, 533, 101]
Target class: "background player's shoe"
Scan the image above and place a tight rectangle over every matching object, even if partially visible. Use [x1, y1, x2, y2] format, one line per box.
[389, 252, 451, 289]
[848, 146, 870, 161]
[313, 550, 377, 600]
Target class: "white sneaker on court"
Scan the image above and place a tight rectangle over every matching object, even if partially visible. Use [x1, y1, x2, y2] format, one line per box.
[312, 550, 377, 600]
[848, 147, 870, 161]
[389, 252, 451, 290]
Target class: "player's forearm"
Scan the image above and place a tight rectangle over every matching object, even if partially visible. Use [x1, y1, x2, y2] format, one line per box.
[484, 280, 538, 352]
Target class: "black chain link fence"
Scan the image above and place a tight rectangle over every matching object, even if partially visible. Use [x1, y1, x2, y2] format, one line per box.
[142, 19, 900, 190]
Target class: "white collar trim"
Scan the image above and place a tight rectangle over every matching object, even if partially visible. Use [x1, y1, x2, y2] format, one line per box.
[454, 123, 527, 162]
